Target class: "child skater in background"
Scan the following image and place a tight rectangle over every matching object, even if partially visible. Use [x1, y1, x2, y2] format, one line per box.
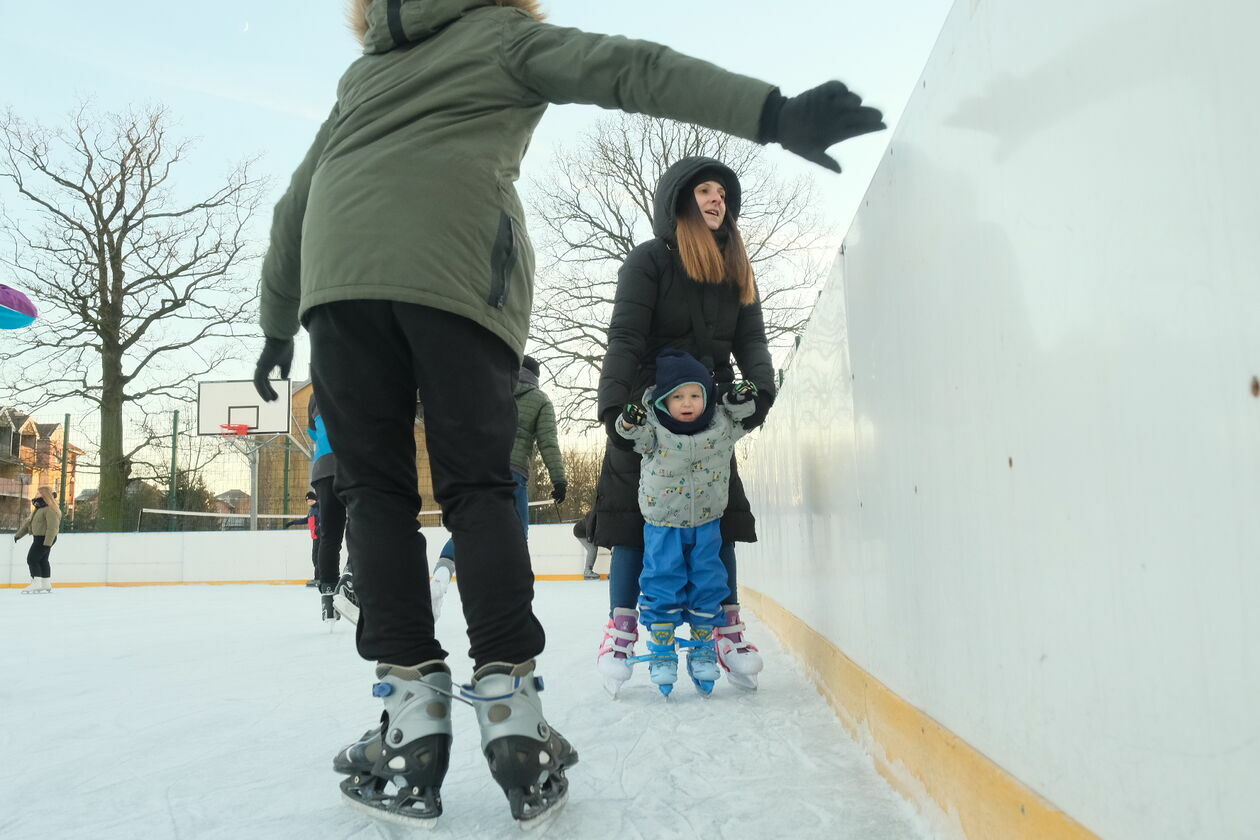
[614, 348, 757, 695]
[284, 490, 321, 587]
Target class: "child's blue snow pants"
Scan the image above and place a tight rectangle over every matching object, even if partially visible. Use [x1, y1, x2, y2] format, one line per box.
[638, 519, 729, 626]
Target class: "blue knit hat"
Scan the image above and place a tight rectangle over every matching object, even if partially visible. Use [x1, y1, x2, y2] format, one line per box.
[653, 348, 717, 435]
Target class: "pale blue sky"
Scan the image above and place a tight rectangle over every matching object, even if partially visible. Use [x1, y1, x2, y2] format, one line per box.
[0, 0, 952, 382]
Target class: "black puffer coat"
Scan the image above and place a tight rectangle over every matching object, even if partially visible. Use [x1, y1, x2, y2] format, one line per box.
[592, 156, 776, 549]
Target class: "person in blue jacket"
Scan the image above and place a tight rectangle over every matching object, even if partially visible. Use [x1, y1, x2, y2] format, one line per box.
[308, 391, 350, 622]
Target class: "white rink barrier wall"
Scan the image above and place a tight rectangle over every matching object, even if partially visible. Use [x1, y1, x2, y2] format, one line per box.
[2, 523, 606, 586]
[738, 1, 1260, 840]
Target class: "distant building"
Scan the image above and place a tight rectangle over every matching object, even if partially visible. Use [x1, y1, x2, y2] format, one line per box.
[214, 489, 251, 515]
[0, 407, 83, 530]
[214, 489, 251, 530]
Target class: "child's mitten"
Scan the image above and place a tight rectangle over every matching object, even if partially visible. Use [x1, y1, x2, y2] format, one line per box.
[621, 402, 647, 427]
[724, 380, 758, 405]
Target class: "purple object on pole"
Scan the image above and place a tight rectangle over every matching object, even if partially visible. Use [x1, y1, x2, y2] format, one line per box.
[0, 283, 37, 329]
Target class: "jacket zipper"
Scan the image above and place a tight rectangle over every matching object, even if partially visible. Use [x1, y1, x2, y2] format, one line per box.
[487, 212, 516, 309]
[687, 433, 697, 526]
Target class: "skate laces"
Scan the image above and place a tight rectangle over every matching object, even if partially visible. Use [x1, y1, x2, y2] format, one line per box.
[458, 674, 545, 705]
[598, 619, 638, 658]
[679, 632, 718, 664]
[370, 674, 540, 709]
[629, 626, 676, 664]
[716, 620, 758, 653]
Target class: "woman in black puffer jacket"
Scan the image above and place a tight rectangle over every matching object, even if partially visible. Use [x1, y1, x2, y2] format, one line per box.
[593, 156, 776, 691]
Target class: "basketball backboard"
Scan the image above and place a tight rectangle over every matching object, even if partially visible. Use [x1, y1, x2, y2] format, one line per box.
[197, 380, 292, 436]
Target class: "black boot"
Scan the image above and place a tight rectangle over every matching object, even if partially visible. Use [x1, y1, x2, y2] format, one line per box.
[319, 582, 337, 622]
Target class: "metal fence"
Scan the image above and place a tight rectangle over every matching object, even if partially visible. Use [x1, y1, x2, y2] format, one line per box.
[0, 404, 316, 533]
[1, 403, 600, 533]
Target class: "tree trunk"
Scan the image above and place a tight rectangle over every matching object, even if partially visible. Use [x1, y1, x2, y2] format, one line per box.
[96, 350, 127, 532]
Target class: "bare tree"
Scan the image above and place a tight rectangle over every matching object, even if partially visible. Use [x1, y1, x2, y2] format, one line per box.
[527, 114, 830, 427]
[527, 443, 605, 525]
[0, 104, 265, 530]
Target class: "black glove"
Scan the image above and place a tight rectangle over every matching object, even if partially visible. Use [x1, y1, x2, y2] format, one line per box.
[761, 83, 886, 173]
[603, 408, 635, 451]
[621, 402, 647, 427]
[253, 337, 294, 402]
[724, 380, 758, 405]
[742, 389, 774, 431]
[551, 481, 567, 504]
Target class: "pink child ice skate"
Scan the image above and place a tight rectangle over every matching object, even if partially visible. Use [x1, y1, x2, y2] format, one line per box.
[714, 603, 763, 690]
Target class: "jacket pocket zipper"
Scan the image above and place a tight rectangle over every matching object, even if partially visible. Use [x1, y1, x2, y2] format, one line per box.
[487, 212, 516, 309]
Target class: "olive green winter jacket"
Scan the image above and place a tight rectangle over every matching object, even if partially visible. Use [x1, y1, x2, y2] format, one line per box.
[259, 0, 775, 357]
[511, 368, 564, 482]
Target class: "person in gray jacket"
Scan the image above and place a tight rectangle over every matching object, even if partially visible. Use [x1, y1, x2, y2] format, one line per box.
[611, 348, 756, 697]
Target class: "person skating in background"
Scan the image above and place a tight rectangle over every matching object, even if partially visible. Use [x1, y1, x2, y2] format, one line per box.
[307, 391, 355, 625]
[252, 0, 883, 827]
[14, 486, 60, 594]
[284, 490, 321, 587]
[573, 510, 600, 580]
[594, 157, 776, 694]
[431, 355, 566, 617]
[608, 349, 756, 696]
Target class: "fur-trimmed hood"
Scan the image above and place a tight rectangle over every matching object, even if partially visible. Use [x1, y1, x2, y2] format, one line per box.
[347, 0, 544, 52]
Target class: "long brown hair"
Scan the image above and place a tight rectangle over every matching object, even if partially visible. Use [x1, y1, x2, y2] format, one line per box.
[675, 200, 756, 305]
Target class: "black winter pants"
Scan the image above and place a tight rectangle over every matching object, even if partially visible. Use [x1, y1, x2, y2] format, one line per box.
[312, 475, 347, 585]
[26, 536, 51, 578]
[308, 301, 545, 668]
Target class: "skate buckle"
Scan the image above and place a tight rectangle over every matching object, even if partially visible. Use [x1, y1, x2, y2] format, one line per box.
[372, 682, 394, 698]
[459, 676, 523, 703]
[533, 676, 545, 692]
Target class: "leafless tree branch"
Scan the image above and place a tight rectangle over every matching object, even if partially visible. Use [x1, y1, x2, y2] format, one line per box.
[0, 103, 268, 528]
[526, 114, 833, 428]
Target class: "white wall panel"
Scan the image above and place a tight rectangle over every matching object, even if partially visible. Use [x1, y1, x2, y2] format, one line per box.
[3, 524, 601, 585]
[740, 1, 1260, 838]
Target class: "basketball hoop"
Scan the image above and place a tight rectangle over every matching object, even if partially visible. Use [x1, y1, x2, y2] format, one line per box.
[219, 423, 251, 437]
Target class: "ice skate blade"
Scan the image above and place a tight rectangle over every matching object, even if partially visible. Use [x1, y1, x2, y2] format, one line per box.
[602, 677, 625, 699]
[332, 593, 359, 625]
[341, 788, 440, 830]
[516, 790, 568, 832]
[691, 679, 715, 695]
[657, 683, 673, 697]
[726, 672, 758, 691]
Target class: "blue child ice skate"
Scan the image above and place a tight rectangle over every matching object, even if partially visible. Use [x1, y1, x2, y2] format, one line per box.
[640, 622, 679, 696]
[680, 624, 721, 695]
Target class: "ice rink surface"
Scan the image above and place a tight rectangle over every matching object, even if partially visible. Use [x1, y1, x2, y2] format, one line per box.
[0, 582, 937, 840]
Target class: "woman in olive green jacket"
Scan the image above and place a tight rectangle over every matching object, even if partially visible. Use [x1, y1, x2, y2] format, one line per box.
[14, 486, 59, 594]
[251, 0, 884, 827]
